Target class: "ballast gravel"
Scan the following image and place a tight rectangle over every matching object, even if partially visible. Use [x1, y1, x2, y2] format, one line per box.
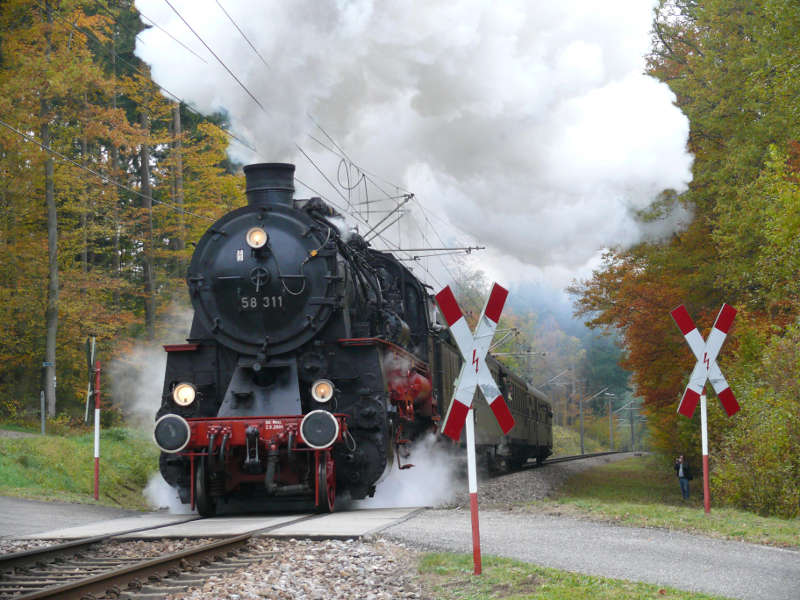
[449, 452, 635, 509]
[169, 538, 424, 600]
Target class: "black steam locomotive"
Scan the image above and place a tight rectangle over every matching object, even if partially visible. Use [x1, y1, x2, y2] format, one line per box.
[153, 163, 552, 516]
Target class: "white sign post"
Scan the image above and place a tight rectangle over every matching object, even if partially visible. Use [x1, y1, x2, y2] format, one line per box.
[700, 393, 710, 512]
[671, 304, 739, 514]
[435, 283, 515, 575]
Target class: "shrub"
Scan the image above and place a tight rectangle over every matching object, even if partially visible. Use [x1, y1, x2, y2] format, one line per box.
[712, 321, 800, 518]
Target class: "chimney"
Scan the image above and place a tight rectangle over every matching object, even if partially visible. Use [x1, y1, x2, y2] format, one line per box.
[243, 163, 295, 207]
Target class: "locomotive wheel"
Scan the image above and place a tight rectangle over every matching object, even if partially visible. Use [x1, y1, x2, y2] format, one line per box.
[195, 456, 217, 518]
[316, 451, 336, 513]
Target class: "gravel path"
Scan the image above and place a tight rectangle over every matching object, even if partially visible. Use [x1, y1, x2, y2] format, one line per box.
[0, 429, 37, 439]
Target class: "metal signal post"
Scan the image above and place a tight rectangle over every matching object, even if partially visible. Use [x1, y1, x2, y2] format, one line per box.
[94, 361, 101, 501]
[700, 394, 710, 514]
[435, 282, 514, 576]
[671, 304, 740, 514]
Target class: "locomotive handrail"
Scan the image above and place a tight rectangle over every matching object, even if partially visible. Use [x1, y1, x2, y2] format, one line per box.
[337, 337, 430, 373]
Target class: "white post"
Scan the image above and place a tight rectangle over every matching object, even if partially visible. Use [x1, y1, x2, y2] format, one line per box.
[700, 393, 710, 513]
[93, 361, 101, 501]
[465, 406, 481, 575]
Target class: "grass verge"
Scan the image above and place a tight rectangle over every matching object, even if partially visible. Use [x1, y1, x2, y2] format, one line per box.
[419, 552, 731, 600]
[0, 426, 159, 510]
[533, 455, 800, 547]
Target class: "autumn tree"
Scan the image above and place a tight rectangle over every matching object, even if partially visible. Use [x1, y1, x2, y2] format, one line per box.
[573, 0, 800, 514]
[0, 0, 244, 418]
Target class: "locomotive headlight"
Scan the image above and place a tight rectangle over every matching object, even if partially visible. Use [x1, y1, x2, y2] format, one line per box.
[246, 227, 269, 249]
[172, 383, 196, 407]
[311, 379, 334, 403]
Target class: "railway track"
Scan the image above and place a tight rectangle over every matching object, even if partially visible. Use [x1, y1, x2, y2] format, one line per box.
[0, 529, 266, 600]
[541, 450, 623, 466]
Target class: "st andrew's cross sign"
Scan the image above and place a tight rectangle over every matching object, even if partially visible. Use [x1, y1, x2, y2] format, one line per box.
[435, 283, 515, 441]
[670, 304, 740, 418]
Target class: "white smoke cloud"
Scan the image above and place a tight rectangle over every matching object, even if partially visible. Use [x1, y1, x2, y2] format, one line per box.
[356, 433, 461, 508]
[108, 306, 194, 428]
[144, 473, 196, 513]
[134, 0, 692, 281]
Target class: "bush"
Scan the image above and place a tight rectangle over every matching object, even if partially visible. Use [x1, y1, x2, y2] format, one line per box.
[712, 321, 800, 518]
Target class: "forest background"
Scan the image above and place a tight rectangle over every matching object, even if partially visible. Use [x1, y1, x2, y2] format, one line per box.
[0, 0, 797, 518]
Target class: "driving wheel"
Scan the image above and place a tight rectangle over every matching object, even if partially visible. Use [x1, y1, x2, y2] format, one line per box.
[316, 451, 336, 513]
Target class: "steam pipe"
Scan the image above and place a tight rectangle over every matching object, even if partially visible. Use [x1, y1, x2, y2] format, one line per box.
[219, 433, 230, 467]
[207, 432, 217, 470]
[264, 444, 279, 494]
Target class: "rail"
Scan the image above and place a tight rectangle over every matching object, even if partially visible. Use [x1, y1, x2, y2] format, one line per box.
[1, 529, 253, 600]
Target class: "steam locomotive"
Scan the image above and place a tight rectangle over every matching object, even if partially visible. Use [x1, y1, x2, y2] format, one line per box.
[153, 163, 552, 516]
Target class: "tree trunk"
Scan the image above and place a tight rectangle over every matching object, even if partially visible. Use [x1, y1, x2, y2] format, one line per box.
[139, 112, 156, 340]
[112, 142, 121, 309]
[172, 102, 185, 254]
[81, 133, 89, 277]
[111, 32, 121, 310]
[42, 0, 58, 417]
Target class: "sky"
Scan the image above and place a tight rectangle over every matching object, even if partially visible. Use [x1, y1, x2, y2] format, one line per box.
[134, 0, 693, 292]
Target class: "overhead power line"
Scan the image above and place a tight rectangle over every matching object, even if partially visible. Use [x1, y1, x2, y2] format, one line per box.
[214, 0, 270, 69]
[163, 0, 266, 112]
[35, 1, 257, 154]
[129, 1, 455, 287]
[136, 8, 209, 64]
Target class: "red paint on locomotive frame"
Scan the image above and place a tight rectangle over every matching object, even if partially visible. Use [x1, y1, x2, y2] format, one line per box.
[163, 343, 199, 352]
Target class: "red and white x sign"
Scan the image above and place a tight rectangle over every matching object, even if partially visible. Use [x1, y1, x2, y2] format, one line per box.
[670, 304, 740, 418]
[435, 283, 515, 441]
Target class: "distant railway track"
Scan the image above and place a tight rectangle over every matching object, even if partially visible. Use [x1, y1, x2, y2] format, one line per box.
[482, 450, 624, 477]
[0, 528, 265, 600]
[542, 450, 623, 466]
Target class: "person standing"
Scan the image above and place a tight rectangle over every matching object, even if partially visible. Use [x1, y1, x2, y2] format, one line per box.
[674, 455, 692, 500]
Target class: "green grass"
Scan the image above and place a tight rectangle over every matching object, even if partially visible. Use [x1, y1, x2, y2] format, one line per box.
[419, 553, 731, 599]
[0, 427, 159, 510]
[532, 455, 800, 548]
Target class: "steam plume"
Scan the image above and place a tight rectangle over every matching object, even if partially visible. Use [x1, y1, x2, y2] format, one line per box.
[134, 0, 692, 282]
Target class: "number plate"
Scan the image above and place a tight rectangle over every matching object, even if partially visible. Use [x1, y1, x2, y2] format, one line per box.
[240, 295, 285, 310]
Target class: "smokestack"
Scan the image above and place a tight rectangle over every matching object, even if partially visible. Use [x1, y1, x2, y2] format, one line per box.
[244, 163, 295, 207]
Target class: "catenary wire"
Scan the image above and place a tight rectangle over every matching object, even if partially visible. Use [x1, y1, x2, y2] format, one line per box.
[121, 2, 448, 286]
[36, 1, 258, 154]
[162, 0, 267, 113]
[137, 8, 209, 63]
[214, 0, 270, 70]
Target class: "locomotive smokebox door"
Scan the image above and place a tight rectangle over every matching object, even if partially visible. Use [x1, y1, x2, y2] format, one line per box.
[187, 164, 340, 357]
